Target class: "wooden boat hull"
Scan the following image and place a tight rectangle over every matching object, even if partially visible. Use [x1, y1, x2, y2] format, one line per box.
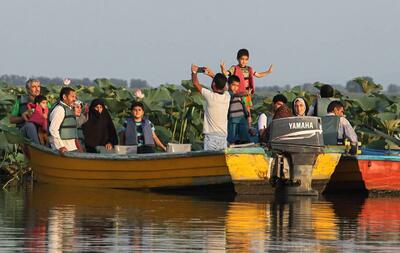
[226, 149, 341, 195]
[358, 155, 400, 191]
[27, 144, 266, 190]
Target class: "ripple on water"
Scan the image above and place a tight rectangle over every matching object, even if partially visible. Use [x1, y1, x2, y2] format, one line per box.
[0, 184, 400, 252]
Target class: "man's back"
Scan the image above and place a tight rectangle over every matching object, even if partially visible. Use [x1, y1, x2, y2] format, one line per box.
[201, 88, 230, 136]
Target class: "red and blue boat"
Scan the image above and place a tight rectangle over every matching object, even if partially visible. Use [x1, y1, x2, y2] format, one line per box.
[327, 148, 400, 193]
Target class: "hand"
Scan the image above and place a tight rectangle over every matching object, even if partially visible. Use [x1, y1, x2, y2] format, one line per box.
[22, 111, 30, 122]
[161, 145, 167, 152]
[246, 88, 253, 96]
[43, 113, 48, 120]
[191, 64, 199, 74]
[266, 64, 274, 74]
[220, 60, 226, 70]
[58, 147, 68, 155]
[204, 67, 215, 78]
[105, 143, 113, 150]
[248, 128, 257, 136]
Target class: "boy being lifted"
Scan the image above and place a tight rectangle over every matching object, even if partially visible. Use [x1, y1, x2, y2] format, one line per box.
[191, 64, 230, 150]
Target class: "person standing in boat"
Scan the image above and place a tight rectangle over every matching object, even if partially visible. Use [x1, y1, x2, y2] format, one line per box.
[48, 87, 79, 154]
[292, 97, 309, 117]
[227, 75, 254, 145]
[307, 84, 338, 116]
[191, 64, 230, 150]
[220, 49, 274, 123]
[120, 101, 166, 153]
[81, 99, 118, 153]
[9, 79, 49, 144]
[325, 101, 358, 154]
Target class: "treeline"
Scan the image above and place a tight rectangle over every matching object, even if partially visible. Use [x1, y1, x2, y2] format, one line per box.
[1, 74, 399, 94]
[0, 74, 150, 89]
[257, 76, 400, 94]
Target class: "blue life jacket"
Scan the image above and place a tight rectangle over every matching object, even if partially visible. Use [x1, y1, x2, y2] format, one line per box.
[125, 118, 155, 146]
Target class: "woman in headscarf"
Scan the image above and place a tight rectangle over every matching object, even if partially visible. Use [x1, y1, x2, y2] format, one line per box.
[292, 97, 309, 117]
[82, 99, 118, 153]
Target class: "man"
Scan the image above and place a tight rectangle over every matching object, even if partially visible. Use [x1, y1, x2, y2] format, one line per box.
[49, 87, 79, 154]
[191, 64, 230, 150]
[258, 94, 289, 143]
[325, 101, 358, 154]
[308, 84, 339, 116]
[9, 79, 43, 143]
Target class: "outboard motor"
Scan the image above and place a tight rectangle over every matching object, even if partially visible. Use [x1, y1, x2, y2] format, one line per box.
[268, 116, 324, 195]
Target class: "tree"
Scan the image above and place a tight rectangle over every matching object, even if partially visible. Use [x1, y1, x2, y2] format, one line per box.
[346, 76, 374, 93]
[130, 78, 150, 88]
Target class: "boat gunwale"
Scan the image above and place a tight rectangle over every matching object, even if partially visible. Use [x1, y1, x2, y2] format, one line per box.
[28, 143, 266, 161]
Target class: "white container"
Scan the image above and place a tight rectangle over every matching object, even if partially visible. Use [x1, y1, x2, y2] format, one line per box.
[167, 143, 192, 153]
[114, 145, 138, 155]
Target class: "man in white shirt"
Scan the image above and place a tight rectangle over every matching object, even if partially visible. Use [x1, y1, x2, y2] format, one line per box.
[49, 87, 79, 154]
[191, 64, 230, 150]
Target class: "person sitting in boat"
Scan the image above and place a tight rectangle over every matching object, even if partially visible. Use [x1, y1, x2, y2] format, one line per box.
[81, 99, 118, 153]
[292, 97, 309, 117]
[258, 94, 289, 143]
[74, 101, 88, 151]
[48, 87, 79, 154]
[191, 64, 230, 150]
[325, 100, 358, 154]
[307, 84, 338, 116]
[9, 79, 50, 144]
[27, 95, 49, 145]
[227, 75, 254, 145]
[120, 101, 166, 154]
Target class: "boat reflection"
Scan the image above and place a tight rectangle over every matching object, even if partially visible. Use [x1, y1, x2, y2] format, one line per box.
[11, 183, 400, 252]
[226, 195, 342, 252]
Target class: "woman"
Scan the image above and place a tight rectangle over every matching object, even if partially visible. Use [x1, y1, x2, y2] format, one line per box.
[82, 99, 118, 153]
[292, 97, 308, 117]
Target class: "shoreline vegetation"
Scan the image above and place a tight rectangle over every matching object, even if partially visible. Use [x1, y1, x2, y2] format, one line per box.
[0, 77, 399, 187]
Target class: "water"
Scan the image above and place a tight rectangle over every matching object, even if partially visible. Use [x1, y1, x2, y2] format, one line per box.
[0, 184, 400, 252]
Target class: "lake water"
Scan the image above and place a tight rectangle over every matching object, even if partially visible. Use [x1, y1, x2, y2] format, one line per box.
[0, 183, 400, 252]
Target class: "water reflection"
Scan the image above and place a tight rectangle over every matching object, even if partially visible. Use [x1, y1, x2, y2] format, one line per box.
[0, 184, 400, 251]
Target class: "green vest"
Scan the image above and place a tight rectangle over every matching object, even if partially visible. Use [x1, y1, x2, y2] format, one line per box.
[320, 116, 340, 145]
[315, 98, 339, 116]
[16, 95, 30, 128]
[49, 102, 78, 140]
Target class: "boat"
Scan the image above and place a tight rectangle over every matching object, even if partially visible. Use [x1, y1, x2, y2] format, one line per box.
[227, 149, 342, 195]
[26, 142, 268, 190]
[227, 117, 343, 196]
[327, 148, 400, 193]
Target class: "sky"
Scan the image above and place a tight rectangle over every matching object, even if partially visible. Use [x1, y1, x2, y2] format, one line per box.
[0, 0, 399, 87]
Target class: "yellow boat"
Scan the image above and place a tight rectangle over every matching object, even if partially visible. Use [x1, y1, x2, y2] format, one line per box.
[226, 147, 342, 195]
[27, 143, 267, 190]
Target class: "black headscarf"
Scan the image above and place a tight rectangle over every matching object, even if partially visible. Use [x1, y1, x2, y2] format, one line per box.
[82, 99, 118, 150]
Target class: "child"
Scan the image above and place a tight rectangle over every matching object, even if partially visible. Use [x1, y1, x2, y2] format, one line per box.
[191, 64, 230, 150]
[227, 75, 252, 144]
[121, 101, 166, 154]
[27, 95, 49, 145]
[221, 48, 274, 107]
